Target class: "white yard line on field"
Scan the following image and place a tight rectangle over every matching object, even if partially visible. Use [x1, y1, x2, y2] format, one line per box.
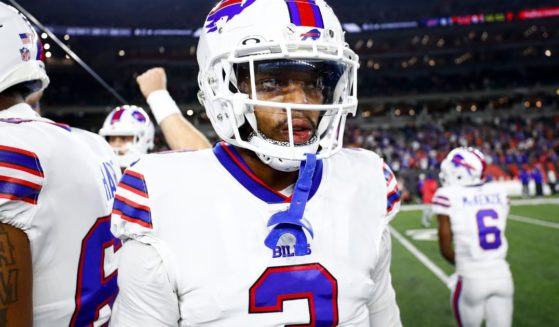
[389, 226, 450, 286]
[509, 215, 559, 229]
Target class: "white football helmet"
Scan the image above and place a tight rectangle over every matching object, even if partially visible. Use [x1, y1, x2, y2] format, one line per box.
[0, 3, 49, 95]
[99, 105, 155, 168]
[197, 0, 359, 171]
[440, 147, 487, 186]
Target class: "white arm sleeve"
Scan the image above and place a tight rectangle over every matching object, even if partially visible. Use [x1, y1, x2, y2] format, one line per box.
[368, 228, 402, 327]
[110, 240, 180, 327]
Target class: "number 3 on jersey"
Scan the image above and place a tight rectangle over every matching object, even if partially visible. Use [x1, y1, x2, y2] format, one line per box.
[476, 209, 502, 250]
[71, 216, 121, 326]
[249, 263, 339, 327]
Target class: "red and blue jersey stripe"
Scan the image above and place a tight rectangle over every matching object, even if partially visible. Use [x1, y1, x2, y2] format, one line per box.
[285, 0, 324, 28]
[383, 163, 400, 215]
[387, 189, 401, 213]
[0, 145, 44, 177]
[119, 170, 149, 198]
[113, 194, 152, 228]
[432, 194, 451, 208]
[0, 175, 42, 204]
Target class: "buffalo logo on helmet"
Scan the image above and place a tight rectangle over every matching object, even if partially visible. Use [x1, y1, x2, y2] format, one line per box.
[205, 0, 257, 33]
[451, 154, 475, 175]
[131, 110, 147, 122]
[300, 28, 321, 40]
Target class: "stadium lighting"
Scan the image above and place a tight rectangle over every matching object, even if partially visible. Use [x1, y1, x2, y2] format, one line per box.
[471, 104, 478, 112]
[45, 51, 52, 58]
[186, 109, 194, 116]
[41, 32, 48, 39]
[64, 34, 70, 41]
[118, 50, 125, 57]
[43, 43, 50, 50]
[354, 39, 364, 50]
[544, 49, 552, 57]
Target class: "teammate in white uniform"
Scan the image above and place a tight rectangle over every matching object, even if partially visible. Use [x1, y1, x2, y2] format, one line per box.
[433, 147, 513, 327]
[99, 105, 155, 169]
[0, 3, 121, 325]
[111, 0, 402, 326]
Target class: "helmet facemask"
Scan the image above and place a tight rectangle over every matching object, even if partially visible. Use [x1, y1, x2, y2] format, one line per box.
[199, 40, 358, 171]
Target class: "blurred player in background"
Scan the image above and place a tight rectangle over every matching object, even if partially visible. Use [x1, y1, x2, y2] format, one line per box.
[136, 67, 211, 150]
[99, 105, 155, 169]
[434, 147, 513, 327]
[420, 173, 438, 227]
[0, 3, 121, 325]
[110, 0, 402, 325]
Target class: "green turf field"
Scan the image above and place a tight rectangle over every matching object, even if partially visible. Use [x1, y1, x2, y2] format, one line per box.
[390, 203, 559, 326]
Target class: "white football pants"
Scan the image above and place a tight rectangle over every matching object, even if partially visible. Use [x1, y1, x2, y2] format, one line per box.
[451, 275, 514, 327]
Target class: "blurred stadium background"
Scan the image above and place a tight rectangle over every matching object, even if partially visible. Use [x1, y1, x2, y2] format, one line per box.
[9, 0, 559, 325]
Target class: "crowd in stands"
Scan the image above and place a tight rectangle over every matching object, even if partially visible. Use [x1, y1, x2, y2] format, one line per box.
[344, 115, 559, 201]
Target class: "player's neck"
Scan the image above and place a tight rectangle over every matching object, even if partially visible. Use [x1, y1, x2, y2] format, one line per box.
[0, 95, 25, 111]
[235, 147, 299, 191]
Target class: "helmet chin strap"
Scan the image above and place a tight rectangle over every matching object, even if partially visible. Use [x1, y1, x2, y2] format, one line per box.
[247, 131, 320, 172]
[264, 153, 317, 256]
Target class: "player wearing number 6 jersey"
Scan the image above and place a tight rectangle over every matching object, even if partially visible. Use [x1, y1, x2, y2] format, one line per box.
[434, 147, 513, 327]
[110, 0, 402, 326]
[0, 3, 121, 326]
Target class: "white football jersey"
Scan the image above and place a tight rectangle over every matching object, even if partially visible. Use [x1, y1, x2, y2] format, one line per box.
[111, 142, 401, 326]
[0, 104, 121, 326]
[432, 182, 511, 278]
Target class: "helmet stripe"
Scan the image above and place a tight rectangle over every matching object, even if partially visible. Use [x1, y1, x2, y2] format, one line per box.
[286, 0, 324, 28]
[111, 108, 125, 123]
[36, 39, 45, 61]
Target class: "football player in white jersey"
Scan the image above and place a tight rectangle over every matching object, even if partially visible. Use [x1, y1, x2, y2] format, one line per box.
[0, 3, 121, 325]
[433, 147, 513, 327]
[99, 105, 156, 169]
[110, 0, 402, 326]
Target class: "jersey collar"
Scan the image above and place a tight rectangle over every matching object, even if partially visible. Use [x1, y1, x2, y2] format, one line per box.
[213, 142, 323, 204]
[0, 103, 41, 119]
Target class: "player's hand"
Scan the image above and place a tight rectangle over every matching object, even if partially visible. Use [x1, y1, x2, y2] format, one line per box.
[137, 67, 167, 98]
